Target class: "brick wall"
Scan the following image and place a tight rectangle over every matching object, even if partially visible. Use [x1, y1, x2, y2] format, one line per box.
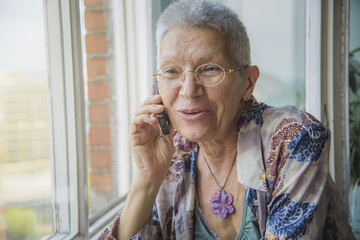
[83, 0, 116, 211]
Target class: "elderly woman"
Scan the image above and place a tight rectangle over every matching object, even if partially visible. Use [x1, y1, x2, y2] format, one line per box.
[99, 1, 354, 239]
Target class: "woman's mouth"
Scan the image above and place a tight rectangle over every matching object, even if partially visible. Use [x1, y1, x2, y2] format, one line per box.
[184, 110, 202, 114]
[177, 109, 209, 120]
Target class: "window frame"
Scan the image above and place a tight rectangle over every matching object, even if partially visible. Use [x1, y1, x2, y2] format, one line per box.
[44, 0, 88, 239]
[305, 0, 322, 120]
[325, 0, 351, 214]
[308, 0, 351, 214]
[44, 0, 152, 238]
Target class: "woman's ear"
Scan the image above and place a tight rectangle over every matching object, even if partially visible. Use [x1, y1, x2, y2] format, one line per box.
[242, 65, 259, 101]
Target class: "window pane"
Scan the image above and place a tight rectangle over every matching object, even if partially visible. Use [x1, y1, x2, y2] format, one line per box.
[217, 0, 306, 108]
[0, 0, 53, 239]
[349, 0, 360, 237]
[83, 0, 123, 217]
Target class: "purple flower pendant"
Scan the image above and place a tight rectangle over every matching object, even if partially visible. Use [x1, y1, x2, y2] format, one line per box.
[210, 189, 235, 219]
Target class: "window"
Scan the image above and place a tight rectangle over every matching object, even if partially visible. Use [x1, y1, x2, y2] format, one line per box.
[45, 0, 88, 238]
[0, 0, 88, 238]
[217, 0, 306, 109]
[349, 0, 360, 237]
[0, 0, 53, 238]
[84, 0, 153, 237]
[0, 0, 355, 239]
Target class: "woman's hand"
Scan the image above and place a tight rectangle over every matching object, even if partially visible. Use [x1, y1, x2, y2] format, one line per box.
[129, 90, 174, 182]
[119, 89, 174, 238]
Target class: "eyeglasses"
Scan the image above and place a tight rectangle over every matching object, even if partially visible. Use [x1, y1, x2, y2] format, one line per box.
[153, 63, 247, 88]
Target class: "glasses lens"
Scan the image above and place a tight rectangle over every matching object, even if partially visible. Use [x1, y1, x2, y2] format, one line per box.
[196, 64, 225, 86]
[157, 66, 183, 88]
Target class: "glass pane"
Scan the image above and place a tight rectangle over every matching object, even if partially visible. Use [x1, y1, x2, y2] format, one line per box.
[217, 0, 306, 109]
[0, 0, 53, 239]
[83, 0, 122, 216]
[349, 0, 360, 237]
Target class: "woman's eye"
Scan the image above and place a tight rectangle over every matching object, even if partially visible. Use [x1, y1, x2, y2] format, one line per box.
[201, 65, 221, 74]
[162, 67, 181, 79]
[165, 68, 178, 74]
[205, 66, 217, 72]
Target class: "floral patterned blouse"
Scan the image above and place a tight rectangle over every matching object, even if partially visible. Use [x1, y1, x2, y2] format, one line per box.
[98, 97, 355, 240]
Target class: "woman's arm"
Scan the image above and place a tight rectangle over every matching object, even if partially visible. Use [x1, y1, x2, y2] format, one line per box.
[119, 92, 174, 239]
[118, 175, 163, 238]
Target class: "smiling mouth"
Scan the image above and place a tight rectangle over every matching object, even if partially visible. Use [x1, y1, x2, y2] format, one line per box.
[177, 109, 209, 120]
[184, 110, 202, 114]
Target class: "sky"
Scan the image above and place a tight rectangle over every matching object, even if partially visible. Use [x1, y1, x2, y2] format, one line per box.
[0, 0, 46, 75]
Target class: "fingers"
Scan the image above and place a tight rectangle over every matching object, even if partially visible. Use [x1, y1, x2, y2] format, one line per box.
[137, 95, 162, 110]
[131, 96, 164, 135]
[132, 113, 158, 126]
[130, 114, 160, 141]
[130, 93, 167, 138]
[135, 94, 165, 118]
[136, 104, 165, 117]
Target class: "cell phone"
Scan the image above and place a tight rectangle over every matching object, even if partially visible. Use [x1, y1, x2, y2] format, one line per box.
[154, 79, 170, 135]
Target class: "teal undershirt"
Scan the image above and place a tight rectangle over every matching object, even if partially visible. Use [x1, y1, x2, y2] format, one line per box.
[194, 189, 261, 240]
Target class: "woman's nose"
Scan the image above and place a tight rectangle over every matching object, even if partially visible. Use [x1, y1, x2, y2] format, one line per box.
[178, 71, 204, 97]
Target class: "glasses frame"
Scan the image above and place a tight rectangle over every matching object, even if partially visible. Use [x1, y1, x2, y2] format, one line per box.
[153, 63, 248, 88]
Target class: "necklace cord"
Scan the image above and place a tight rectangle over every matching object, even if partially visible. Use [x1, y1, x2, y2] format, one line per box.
[200, 150, 237, 190]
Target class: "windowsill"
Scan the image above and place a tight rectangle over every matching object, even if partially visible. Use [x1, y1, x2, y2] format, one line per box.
[89, 196, 127, 239]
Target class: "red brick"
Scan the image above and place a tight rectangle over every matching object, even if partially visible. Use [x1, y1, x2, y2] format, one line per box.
[89, 104, 109, 123]
[88, 126, 111, 146]
[85, 10, 105, 30]
[87, 58, 107, 77]
[90, 172, 112, 191]
[90, 150, 111, 168]
[84, 0, 104, 7]
[85, 34, 107, 53]
[87, 81, 109, 101]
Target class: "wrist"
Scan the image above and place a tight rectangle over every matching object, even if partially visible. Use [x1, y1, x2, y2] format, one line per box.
[119, 175, 163, 238]
[132, 172, 164, 194]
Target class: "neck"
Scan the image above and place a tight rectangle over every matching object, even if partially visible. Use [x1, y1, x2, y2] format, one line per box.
[198, 131, 238, 171]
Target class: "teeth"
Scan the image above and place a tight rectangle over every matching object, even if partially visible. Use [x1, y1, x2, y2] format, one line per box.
[185, 111, 200, 114]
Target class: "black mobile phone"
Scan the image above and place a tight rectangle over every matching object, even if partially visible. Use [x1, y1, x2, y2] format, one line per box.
[154, 80, 170, 135]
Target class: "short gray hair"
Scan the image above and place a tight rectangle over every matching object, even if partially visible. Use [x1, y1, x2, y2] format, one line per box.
[156, 0, 251, 66]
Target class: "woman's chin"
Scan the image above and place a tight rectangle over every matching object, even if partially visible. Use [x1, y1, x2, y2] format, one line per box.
[175, 125, 213, 142]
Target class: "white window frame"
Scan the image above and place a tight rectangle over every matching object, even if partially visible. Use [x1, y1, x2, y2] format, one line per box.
[44, 0, 88, 239]
[306, 0, 351, 214]
[44, 0, 152, 238]
[305, 0, 322, 120]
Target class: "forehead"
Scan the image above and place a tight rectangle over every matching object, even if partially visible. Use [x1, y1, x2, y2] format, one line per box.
[159, 27, 230, 64]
